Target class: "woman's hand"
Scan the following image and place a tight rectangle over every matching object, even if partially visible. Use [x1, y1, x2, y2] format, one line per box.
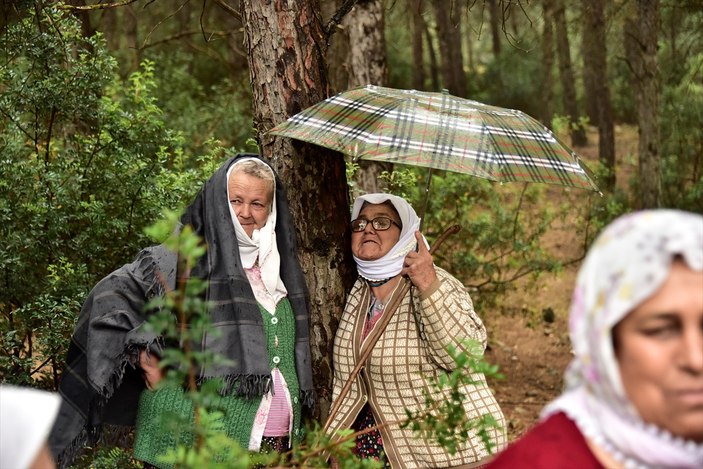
[401, 230, 438, 295]
[139, 349, 163, 389]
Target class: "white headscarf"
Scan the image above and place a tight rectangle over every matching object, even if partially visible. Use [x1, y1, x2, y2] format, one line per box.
[351, 193, 429, 282]
[227, 159, 287, 306]
[542, 209, 703, 468]
[0, 385, 60, 469]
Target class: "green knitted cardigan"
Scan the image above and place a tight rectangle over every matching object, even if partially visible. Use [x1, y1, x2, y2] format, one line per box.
[133, 299, 301, 468]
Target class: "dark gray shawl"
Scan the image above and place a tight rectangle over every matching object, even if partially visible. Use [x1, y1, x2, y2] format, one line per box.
[49, 154, 314, 467]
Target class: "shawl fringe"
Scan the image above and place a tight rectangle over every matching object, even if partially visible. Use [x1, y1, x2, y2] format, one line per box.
[56, 340, 159, 468]
[96, 337, 163, 409]
[197, 373, 273, 399]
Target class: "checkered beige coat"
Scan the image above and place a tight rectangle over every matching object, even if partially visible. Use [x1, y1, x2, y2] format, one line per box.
[328, 267, 507, 468]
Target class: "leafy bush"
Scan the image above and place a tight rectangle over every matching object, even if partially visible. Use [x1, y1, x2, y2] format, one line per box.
[0, 8, 221, 388]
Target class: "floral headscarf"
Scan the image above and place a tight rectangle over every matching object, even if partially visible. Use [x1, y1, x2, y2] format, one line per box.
[543, 209, 703, 468]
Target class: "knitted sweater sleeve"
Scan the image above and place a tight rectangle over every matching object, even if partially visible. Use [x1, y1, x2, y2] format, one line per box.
[415, 267, 487, 370]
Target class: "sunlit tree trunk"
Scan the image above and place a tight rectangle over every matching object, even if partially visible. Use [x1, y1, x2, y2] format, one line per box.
[464, 5, 475, 75]
[241, 0, 357, 420]
[631, 0, 661, 208]
[432, 0, 466, 96]
[582, 0, 615, 189]
[554, 0, 587, 146]
[423, 19, 440, 90]
[540, 0, 555, 127]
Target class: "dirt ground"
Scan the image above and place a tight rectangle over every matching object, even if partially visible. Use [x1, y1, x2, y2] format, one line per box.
[480, 125, 638, 441]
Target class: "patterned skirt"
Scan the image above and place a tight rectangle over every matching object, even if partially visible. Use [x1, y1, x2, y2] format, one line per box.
[351, 404, 389, 467]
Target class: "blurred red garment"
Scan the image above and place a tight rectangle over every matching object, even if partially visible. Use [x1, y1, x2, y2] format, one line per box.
[487, 412, 604, 469]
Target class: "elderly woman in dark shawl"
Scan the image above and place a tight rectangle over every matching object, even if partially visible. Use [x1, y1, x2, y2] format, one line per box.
[49, 154, 314, 468]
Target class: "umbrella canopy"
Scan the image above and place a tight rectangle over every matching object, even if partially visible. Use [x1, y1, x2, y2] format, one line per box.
[270, 84, 599, 192]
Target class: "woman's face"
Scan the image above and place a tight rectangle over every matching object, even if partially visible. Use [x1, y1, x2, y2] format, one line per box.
[351, 202, 402, 261]
[228, 171, 273, 238]
[613, 260, 703, 442]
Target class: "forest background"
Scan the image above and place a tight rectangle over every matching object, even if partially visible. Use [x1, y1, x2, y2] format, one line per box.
[1, 0, 702, 466]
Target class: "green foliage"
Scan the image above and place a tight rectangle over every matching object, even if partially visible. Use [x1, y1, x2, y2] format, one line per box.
[137, 213, 264, 469]
[2, 258, 88, 389]
[0, 8, 223, 389]
[660, 53, 703, 211]
[477, 50, 543, 118]
[146, 50, 256, 156]
[378, 167, 417, 200]
[71, 446, 142, 469]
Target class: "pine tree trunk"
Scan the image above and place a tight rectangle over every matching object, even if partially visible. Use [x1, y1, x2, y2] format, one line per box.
[343, 0, 391, 194]
[540, 0, 555, 127]
[241, 0, 357, 420]
[424, 19, 440, 90]
[488, 0, 501, 56]
[125, 4, 141, 72]
[582, 0, 615, 189]
[465, 6, 475, 75]
[554, 0, 587, 146]
[344, 0, 386, 87]
[580, 5, 598, 126]
[412, 0, 426, 90]
[634, 0, 661, 208]
[432, 0, 466, 97]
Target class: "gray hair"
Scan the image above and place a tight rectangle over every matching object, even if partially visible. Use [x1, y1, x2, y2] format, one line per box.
[230, 158, 275, 195]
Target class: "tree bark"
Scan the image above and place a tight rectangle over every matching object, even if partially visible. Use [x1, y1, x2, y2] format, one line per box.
[342, 0, 391, 194]
[343, 0, 386, 87]
[632, 0, 661, 208]
[412, 0, 426, 90]
[423, 17, 440, 90]
[432, 0, 466, 97]
[125, 4, 141, 72]
[241, 0, 357, 421]
[464, 5, 475, 75]
[582, 0, 615, 189]
[540, 0, 555, 127]
[580, 5, 598, 126]
[488, 0, 501, 57]
[554, 0, 587, 146]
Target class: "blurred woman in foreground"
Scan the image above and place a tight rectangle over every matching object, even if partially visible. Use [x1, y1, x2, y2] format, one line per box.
[488, 210, 703, 468]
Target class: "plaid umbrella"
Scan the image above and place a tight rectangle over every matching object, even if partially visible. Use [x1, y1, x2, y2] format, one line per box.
[270, 84, 599, 192]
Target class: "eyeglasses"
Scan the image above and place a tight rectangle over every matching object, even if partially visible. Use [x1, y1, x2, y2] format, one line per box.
[350, 216, 402, 232]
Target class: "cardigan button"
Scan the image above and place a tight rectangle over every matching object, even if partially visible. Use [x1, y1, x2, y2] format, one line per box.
[272, 356, 280, 364]
[271, 317, 278, 325]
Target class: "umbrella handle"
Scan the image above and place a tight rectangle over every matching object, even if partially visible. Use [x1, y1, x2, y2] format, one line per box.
[323, 224, 462, 433]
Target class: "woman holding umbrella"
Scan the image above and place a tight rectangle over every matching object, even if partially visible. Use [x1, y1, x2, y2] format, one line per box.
[327, 193, 507, 468]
